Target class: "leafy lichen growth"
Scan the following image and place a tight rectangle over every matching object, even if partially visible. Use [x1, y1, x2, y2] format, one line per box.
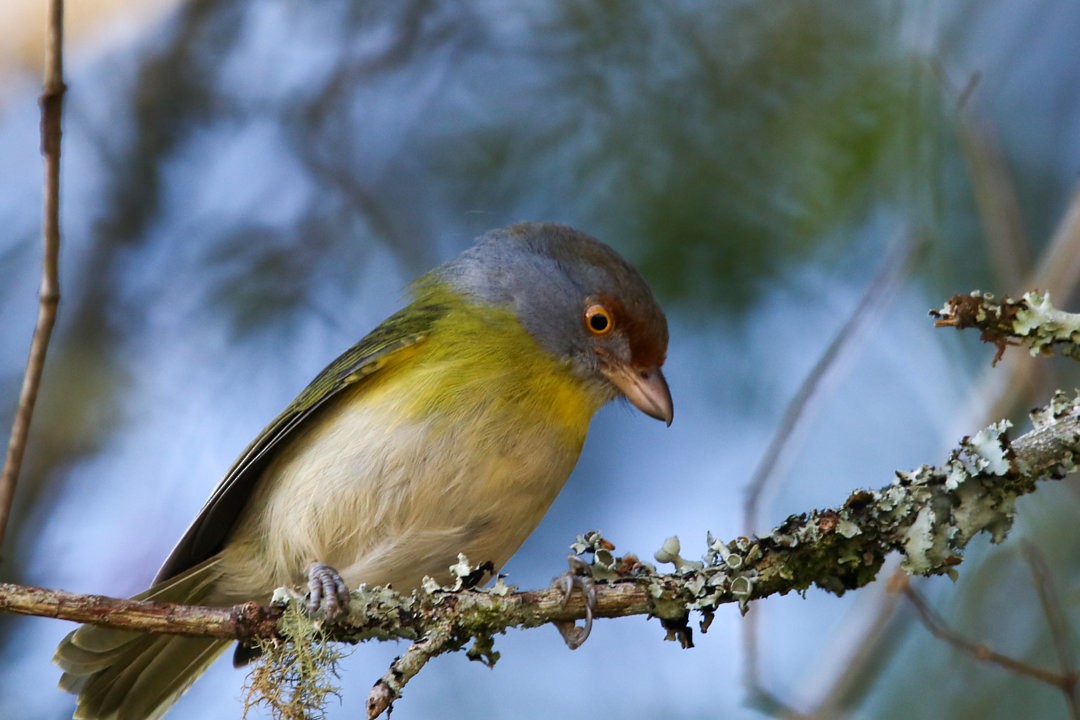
[632, 397, 1080, 629]
[931, 290, 1080, 363]
[465, 633, 501, 668]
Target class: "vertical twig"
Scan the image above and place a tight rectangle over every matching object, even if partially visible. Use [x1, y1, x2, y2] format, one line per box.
[742, 231, 918, 536]
[0, 0, 65, 548]
[1021, 542, 1080, 719]
[740, 230, 917, 711]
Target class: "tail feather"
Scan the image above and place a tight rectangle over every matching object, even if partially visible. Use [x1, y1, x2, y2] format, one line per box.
[54, 558, 232, 720]
[77, 635, 228, 720]
[121, 637, 227, 719]
[54, 631, 141, 680]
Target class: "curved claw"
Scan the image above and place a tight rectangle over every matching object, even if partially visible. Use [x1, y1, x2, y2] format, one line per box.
[307, 562, 351, 619]
[553, 555, 596, 650]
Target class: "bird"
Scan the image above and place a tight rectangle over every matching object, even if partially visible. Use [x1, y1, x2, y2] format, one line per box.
[54, 221, 673, 719]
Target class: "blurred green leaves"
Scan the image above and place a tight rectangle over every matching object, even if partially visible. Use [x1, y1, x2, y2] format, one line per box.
[81, 0, 969, 328]
[423, 1, 954, 307]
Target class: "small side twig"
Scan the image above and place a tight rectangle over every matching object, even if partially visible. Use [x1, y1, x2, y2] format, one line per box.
[743, 230, 917, 534]
[904, 581, 1080, 709]
[931, 290, 1080, 365]
[1021, 542, 1080, 718]
[742, 231, 915, 714]
[367, 623, 453, 720]
[0, 0, 65, 549]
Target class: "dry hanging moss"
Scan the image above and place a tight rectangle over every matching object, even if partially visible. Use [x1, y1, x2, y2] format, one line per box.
[243, 601, 350, 720]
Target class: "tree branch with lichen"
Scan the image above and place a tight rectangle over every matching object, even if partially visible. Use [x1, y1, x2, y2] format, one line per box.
[0, 393, 1075, 715]
[931, 290, 1080, 364]
[3, 290, 1080, 717]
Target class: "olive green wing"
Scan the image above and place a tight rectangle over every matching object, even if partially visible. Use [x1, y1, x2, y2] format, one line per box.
[154, 300, 447, 583]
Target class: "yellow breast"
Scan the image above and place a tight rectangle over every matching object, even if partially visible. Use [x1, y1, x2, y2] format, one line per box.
[214, 302, 608, 600]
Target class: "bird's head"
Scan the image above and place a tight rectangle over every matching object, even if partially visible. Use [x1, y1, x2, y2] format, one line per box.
[437, 222, 673, 425]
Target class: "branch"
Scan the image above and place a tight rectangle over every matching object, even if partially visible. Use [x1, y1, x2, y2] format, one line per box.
[0, 0, 65, 548]
[931, 291, 1080, 365]
[3, 290, 1077, 716]
[3, 387, 1080, 715]
[741, 229, 916, 715]
[367, 622, 454, 719]
[903, 582, 1074, 688]
[0, 583, 280, 640]
[1022, 542, 1080, 717]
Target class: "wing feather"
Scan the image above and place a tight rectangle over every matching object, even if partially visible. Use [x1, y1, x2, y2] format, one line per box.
[154, 300, 447, 583]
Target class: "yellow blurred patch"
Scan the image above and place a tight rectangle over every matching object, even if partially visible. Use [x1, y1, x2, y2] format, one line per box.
[0, 0, 183, 91]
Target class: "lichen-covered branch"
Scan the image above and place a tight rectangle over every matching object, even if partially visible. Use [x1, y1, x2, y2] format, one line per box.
[4, 289, 1079, 716]
[366, 622, 453, 719]
[3, 389, 1079, 717]
[931, 290, 1080, 365]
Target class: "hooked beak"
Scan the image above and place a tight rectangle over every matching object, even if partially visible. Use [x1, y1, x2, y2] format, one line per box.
[599, 359, 674, 426]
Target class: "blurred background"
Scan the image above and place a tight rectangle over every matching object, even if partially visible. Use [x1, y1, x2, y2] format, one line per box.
[3, 1, 1080, 718]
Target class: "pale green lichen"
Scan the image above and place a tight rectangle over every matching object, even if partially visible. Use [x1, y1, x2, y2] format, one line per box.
[465, 633, 500, 668]
[901, 506, 939, 574]
[488, 576, 514, 597]
[570, 530, 608, 555]
[887, 417, 1022, 573]
[1030, 389, 1076, 429]
[448, 553, 476, 590]
[836, 518, 861, 539]
[653, 536, 704, 573]
[951, 479, 1015, 546]
[1012, 291, 1080, 353]
[567, 530, 623, 581]
[730, 575, 754, 605]
[243, 602, 349, 720]
[966, 420, 1014, 476]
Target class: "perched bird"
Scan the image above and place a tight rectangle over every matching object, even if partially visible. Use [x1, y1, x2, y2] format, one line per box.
[54, 222, 673, 719]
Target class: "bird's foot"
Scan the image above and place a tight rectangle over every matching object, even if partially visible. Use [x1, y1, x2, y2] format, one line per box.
[552, 554, 596, 649]
[306, 562, 351, 620]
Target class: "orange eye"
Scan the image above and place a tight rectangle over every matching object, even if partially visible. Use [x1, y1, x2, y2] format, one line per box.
[584, 304, 613, 335]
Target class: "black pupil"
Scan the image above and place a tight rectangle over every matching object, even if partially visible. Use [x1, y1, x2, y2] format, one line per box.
[589, 312, 609, 332]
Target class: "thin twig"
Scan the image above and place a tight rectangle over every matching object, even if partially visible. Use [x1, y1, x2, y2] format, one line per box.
[904, 584, 1077, 690]
[743, 230, 917, 532]
[951, 182, 1080, 443]
[0, 0, 65, 549]
[1021, 541, 1080, 719]
[741, 231, 917, 709]
[366, 623, 453, 719]
[802, 566, 908, 720]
